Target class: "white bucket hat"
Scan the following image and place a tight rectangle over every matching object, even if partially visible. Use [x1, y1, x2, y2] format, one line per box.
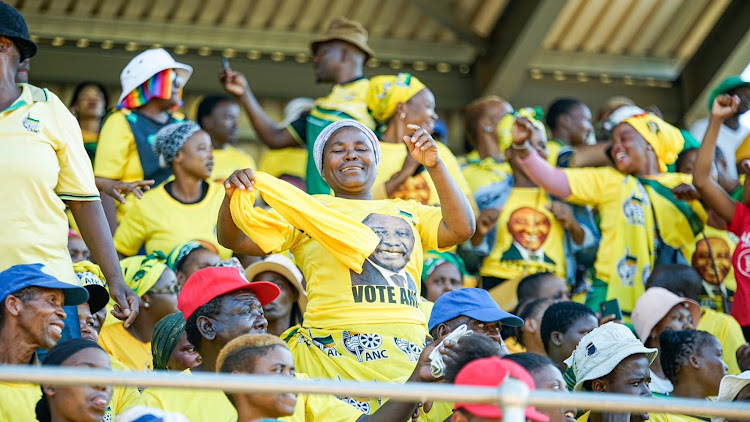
[245, 254, 307, 313]
[712, 371, 750, 422]
[631, 287, 701, 343]
[565, 322, 658, 391]
[118, 48, 193, 105]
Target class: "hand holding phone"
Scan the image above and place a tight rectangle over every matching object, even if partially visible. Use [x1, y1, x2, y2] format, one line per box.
[600, 298, 623, 321]
[222, 57, 230, 71]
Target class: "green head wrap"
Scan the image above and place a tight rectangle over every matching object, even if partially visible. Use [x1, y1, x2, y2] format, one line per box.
[152, 312, 186, 370]
[421, 250, 467, 282]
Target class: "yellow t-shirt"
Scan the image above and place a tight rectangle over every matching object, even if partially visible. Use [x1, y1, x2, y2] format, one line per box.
[211, 145, 257, 184]
[0, 84, 99, 284]
[460, 151, 511, 195]
[94, 110, 144, 183]
[99, 322, 153, 371]
[684, 225, 738, 306]
[480, 188, 566, 281]
[0, 381, 41, 421]
[565, 168, 703, 312]
[110, 356, 143, 415]
[113, 181, 232, 258]
[697, 307, 744, 375]
[259, 147, 308, 180]
[373, 142, 474, 207]
[141, 370, 363, 422]
[259, 196, 444, 330]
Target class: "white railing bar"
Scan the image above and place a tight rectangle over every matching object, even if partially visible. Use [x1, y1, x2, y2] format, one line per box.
[1, 366, 749, 419]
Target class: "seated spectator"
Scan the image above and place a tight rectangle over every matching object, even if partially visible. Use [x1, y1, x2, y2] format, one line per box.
[245, 254, 307, 337]
[216, 334, 298, 421]
[540, 301, 598, 387]
[566, 322, 658, 422]
[67, 230, 90, 264]
[429, 288, 522, 349]
[114, 122, 232, 259]
[195, 94, 256, 183]
[94, 48, 191, 221]
[713, 372, 750, 422]
[504, 353, 577, 422]
[659, 330, 727, 401]
[99, 254, 179, 371]
[34, 339, 113, 422]
[631, 287, 701, 394]
[151, 312, 201, 371]
[647, 264, 745, 375]
[506, 298, 555, 355]
[70, 262, 142, 418]
[420, 251, 466, 315]
[367, 73, 473, 207]
[166, 241, 221, 287]
[0, 264, 88, 420]
[517, 272, 570, 303]
[68, 81, 109, 161]
[452, 356, 549, 422]
[443, 334, 505, 383]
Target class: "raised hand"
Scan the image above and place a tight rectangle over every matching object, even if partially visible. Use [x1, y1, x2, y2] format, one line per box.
[512, 117, 534, 145]
[224, 168, 256, 198]
[403, 124, 439, 168]
[219, 68, 249, 98]
[712, 94, 740, 121]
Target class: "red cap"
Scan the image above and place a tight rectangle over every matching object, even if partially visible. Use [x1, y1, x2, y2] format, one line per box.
[178, 266, 280, 320]
[454, 357, 549, 422]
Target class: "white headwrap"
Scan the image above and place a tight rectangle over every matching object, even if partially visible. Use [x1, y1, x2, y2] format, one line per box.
[312, 119, 381, 176]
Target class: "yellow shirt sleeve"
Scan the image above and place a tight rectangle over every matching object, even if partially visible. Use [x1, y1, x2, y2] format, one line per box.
[564, 167, 622, 206]
[438, 143, 475, 206]
[414, 202, 445, 252]
[47, 91, 99, 200]
[94, 112, 135, 180]
[113, 197, 148, 256]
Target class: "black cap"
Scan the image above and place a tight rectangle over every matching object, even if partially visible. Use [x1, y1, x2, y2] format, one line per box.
[0, 2, 37, 61]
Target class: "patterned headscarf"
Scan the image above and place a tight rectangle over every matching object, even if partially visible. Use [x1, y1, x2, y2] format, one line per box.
[497, 108, 547, 154]
[118, 252, 168, 298]
[152, 312, 186, 370]
[620, 113, 684, 173]
[367, 73, 426, 123]
[73, 261, 110, 314]
[421, 250, 467, 282]
[312, 119, 381, 176]
[119, 68, 179, 110]
[167, 241, 214, 272]
[153, 121, 202, 168]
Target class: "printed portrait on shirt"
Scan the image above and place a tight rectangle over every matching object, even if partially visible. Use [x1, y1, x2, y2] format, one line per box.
[351, 213, 417, 292]
[500, 207, 555, 265]
[391, 174, 430, 205]
[692, 237, 732, 286]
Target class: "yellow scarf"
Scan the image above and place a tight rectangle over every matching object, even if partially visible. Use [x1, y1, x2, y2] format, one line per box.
[118, 253, 168, 297]
[229, 172, 380, 273]
[367, 73, 426, 123]
[623, 114, 684, 173]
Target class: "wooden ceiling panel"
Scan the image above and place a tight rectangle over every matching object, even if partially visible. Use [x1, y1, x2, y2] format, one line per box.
[390, 3, 423, 39]
[246, 0, 278, 29]
[19, 0, 46, 13]
[71, 0, 100, 17]
[368, 0, 403, 38]
[219, 0, 253, 27]
[170, 0, 203, 24]
[95, 0, 126, 19]
[294, 0, 329, 32]
[195, 0, 230, 25]
[269, 0, 305, 31]
[145, 0, 177, 22]
[603, 0, 659, 55]
[470, 0, 509, 38]
[46, 0, 74, 14]
[580, 0, 632, 53]
[317, 0, 355, 32]
[626, 0, 681, 56]
[542, 0, 584, 50]
[349, 0, 380, 29]
[557, 0, 609, 52]
[650, 0, 709, 58]
[674, 0, 730, 59]
[120, 0, 152, 19]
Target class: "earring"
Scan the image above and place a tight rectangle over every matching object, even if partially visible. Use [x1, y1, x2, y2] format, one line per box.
[400, 112, 406, 119]
[646, 145, 654, 150]
[144, 302, 150, 309]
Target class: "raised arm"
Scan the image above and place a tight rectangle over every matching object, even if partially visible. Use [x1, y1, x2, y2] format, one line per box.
[216, 169, 270, 256]
[693, 94, 740, 223]
[403, 125, 475, 248]
[220, 69, 300, 149]
[512, 118, 573, 198]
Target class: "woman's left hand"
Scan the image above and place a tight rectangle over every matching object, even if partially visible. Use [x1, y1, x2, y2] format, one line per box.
[404, 124, 439, 168]
[672, 183, 701, 201]
[109, 280, 140, 327]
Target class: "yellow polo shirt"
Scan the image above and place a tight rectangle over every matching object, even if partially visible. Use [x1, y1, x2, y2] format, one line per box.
[0, 84, 99, 284]
[0, 381, 41, 421]
[113, 181, 232, 259]
[94, 110, 144, 183]
[259, 147, 308, 180]
[211, 145, 257, 183]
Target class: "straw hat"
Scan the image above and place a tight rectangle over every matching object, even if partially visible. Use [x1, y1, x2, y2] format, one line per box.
[310, 17, 374, 59]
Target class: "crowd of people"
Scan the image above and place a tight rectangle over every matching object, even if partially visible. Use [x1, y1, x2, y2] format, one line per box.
[1, 2, 750, 421]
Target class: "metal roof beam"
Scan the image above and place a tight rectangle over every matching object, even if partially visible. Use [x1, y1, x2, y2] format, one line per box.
[476, 0, 567, 98]
[529, 50, 683, 80]
[409, 0, 487, 51]
[22, 12, 476, 64]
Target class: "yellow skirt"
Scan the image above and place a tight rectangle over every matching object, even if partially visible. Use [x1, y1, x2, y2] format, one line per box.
[284, 323, 426, 415]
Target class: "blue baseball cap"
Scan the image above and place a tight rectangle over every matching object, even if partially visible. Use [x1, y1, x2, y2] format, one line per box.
[428, 288, 523, 332]
[0, 264, 89, 306]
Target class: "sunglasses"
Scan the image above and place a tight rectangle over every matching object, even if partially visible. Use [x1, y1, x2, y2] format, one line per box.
[148, 284, 181, 295]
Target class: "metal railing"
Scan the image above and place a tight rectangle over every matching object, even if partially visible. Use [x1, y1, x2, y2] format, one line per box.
[1, 365, 749, 422]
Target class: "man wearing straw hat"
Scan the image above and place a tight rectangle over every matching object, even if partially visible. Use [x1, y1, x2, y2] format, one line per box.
[220, 17, 376, 195]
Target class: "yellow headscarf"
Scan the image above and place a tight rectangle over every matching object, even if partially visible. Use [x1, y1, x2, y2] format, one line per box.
[621, 113, 684, 173]
[497, 108, 547, 154]
[118, 252, 168, 298]
[367, 73, 426, 123]
[73, 261, 106, 286]
[736, 134, 750, 163]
